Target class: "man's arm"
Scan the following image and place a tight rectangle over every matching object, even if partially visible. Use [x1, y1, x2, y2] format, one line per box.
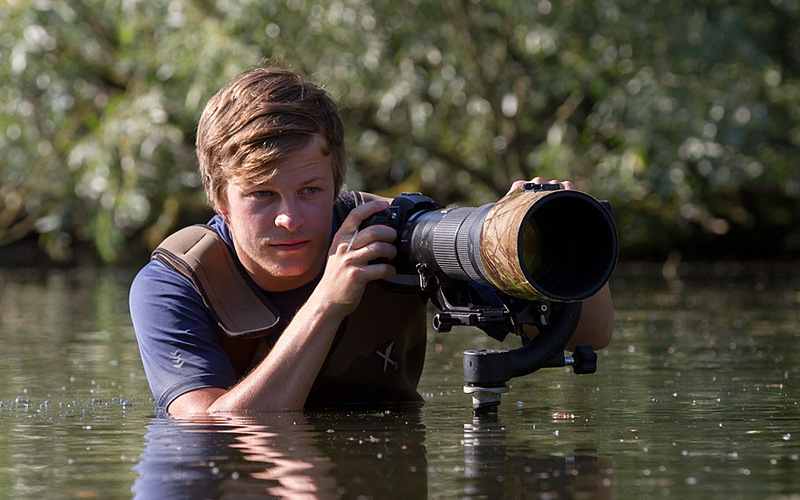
[168, 200, 397, 416]
[565, 283, 613, 351]
[170, 296, 351, 414]
[130, 260, 242, 412]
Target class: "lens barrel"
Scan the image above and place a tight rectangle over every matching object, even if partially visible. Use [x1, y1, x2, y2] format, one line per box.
[397, 187, 618, 302]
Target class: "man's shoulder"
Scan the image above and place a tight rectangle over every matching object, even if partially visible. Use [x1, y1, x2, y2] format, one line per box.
[205, 214, 232, 243]
[129, 218, 226, 303]
[130, 258, 199, 303]
[144, 216, 232, 278]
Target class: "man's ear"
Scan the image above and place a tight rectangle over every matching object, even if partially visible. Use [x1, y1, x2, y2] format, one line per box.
[217, 207, 230, 223]
[215, 194, 230, 221]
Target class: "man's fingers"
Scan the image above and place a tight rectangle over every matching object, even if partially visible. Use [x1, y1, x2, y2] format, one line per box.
[507, 177, 576, 193]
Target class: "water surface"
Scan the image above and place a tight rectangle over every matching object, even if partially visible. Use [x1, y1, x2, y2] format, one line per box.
[0, 265, 798, 498]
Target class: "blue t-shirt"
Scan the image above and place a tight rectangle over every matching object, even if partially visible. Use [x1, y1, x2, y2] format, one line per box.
[130, 215, 320, 409]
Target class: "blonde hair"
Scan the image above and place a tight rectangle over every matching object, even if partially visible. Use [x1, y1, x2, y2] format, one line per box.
[196, 65, 346, 212]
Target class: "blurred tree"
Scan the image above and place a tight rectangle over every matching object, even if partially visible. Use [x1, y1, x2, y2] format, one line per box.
[0, 0, 797, 263]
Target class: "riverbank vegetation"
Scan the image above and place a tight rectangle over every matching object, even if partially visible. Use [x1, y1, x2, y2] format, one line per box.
[1, 0, 798, 266]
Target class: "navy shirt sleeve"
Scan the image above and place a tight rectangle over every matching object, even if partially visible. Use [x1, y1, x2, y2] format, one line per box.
[129, 258, 238, 409]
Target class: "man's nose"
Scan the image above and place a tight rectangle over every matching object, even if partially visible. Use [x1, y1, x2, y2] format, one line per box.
[274, 198, 303, 231]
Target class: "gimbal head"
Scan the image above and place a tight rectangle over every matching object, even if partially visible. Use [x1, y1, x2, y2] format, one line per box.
[420, 271, 599, 415]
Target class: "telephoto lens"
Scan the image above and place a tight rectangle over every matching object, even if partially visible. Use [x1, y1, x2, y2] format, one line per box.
[397, 184, 618, 302]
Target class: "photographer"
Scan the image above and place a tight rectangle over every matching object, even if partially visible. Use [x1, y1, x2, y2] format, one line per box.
[129, 64, 613, 416]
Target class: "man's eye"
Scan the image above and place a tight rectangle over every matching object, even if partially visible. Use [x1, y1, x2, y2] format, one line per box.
[303, 187, 321, 195]
[252, 190, 275, 198]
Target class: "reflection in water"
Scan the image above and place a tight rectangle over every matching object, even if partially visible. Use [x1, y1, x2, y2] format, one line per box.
[462, 414, 613, 499]
[134, 409, 613, 498]
[133, 409, 428, 498]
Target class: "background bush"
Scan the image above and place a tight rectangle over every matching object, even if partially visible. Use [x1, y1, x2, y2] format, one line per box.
[1, 0, 798, 264]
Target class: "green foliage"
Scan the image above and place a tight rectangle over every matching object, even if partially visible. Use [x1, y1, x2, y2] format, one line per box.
[1, 0, 798, 263]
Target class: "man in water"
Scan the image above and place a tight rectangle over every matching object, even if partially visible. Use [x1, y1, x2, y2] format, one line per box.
[130, 65, 613, 416]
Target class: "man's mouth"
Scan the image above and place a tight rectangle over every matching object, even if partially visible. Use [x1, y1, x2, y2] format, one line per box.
[270, 239, 310, 252]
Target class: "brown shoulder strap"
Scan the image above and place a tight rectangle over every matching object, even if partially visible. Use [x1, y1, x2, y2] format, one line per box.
[151, 225, 279, 338]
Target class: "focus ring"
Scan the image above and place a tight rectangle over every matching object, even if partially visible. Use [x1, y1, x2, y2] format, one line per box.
[431, 208, 472, 282]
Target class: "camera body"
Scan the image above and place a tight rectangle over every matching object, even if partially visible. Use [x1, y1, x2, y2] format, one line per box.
[360, 192, 441, 232]
[360, 207, 400, 229]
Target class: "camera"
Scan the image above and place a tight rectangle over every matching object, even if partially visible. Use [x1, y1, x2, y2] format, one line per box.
[361, 183, 619, 413]
[362, 183, 618, 303]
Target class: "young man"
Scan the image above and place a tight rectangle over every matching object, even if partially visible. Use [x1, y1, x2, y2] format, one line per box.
[130, 65, 613, 416]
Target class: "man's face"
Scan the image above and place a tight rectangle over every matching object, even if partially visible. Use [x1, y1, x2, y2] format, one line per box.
[219, 135, 337, 291]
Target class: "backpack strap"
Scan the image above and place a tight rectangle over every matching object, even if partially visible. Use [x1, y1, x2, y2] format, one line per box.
[151, 225, 279, 338]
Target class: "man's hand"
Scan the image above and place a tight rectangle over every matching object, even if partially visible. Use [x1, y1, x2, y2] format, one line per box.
[506, 176, 575, 195]
[314, 199, 399, 319]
